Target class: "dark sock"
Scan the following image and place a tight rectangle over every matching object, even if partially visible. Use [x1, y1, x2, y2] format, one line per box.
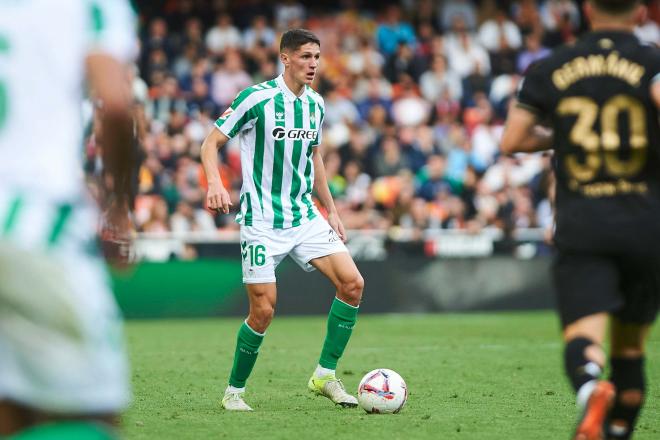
[606, 357, 645, 440]
[564, 337, 602, 392]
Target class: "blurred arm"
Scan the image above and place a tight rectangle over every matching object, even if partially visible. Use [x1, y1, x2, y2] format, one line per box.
[86, 53, 133, 205]
[500, 103, 553, 155]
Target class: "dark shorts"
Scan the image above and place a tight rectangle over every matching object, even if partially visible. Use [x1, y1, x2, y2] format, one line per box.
[553, 252, 660, 327]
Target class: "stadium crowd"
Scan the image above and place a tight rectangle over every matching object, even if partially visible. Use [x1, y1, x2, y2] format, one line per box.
[86, 0, 659, 241]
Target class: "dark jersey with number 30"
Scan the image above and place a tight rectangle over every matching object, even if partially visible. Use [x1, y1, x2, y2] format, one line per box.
[517, 31, 660, 255]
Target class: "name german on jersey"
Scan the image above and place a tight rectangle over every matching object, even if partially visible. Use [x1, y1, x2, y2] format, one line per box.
[552, 51, 645, 90]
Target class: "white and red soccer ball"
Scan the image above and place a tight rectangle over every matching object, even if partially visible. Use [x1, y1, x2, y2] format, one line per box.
[357, 369, 408, 414]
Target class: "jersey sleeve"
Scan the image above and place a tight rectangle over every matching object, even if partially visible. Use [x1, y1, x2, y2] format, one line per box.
[85, 0, 138, 63]
[516, 60, 550, 118]
[214, 89, 259, 139]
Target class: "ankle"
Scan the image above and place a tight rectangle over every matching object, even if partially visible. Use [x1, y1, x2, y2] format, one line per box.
[226, 385, 246, 394]
[314, 365, 336, 378]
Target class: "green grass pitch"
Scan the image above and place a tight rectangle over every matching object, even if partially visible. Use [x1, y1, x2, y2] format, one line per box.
[122, 312, 659, 439]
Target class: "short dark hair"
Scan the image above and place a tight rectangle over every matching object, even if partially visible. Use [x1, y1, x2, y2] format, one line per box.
[591, 0, 639, 14]
[279, 29, 320, 52]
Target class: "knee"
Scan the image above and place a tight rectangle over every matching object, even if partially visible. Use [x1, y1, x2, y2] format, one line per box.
[338, 272, 364, 303]
[248, 303, 275, 333]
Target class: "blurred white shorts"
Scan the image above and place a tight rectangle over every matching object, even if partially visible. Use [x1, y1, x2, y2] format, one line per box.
[0, 193, 129, 414]
[239, 216, 348, 284]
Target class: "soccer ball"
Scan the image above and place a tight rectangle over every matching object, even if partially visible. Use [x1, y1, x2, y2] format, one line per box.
[357, 369, 408, 414]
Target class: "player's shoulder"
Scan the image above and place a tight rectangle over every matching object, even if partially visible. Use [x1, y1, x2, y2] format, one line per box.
[234, 79, 280, 107]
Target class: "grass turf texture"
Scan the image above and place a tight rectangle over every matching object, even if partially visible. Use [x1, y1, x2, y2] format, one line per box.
[123, 312, 659, 439]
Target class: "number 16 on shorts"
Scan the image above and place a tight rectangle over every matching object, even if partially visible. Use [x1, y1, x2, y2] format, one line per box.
[242, 241, 266, 267]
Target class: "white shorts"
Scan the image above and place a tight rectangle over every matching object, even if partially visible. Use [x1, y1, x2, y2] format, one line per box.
[0, 192, 129, 414]
[240, 216, 348, 284]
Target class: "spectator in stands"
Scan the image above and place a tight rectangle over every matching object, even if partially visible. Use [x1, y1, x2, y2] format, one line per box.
[346, 37, 385, 76]
[187, 77, 218, 118]
[274, 0, 306, 30]
[440, 0, 478, 32]
[391, 74, 431, 127]
[211, 50, 252, 109]
[323, 85, 360, 128]
[170, 200, 216, 233]
[634, 6, 660, 44]
[516, 32, 551, 73]
[243, 15, 277, 50]
[376, 4, 417, 56]
[147, 75, 188, 126]
[141, 196, 170, 233]
[205, 13, 242, 56]
[445, 16, 491, 79]
[417, 154, 451, 201]
[383, 41, 427, 84]
[420, 54, 463, 103]
[479, 8, 522, 74]
[540, 0, 580, 46]
[373, 135, 411, 178]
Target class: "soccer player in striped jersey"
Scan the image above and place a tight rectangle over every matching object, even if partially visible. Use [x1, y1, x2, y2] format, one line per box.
[0, 1, 136, 438]
[201, 29, 364, 411]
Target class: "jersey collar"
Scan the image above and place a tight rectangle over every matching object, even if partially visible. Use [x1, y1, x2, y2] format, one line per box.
[276, 74, 309, 103]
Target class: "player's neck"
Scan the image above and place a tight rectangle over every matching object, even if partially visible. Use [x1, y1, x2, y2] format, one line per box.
[282, 71, 305, 97]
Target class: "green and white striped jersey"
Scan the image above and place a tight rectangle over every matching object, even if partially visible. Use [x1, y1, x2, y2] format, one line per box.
[0, 0, 136, 201]
[215, 74, 325, 229]
[0, 0, 136, 249]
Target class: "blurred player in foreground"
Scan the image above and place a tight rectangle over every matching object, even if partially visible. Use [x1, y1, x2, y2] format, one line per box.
[501, 0, 660, 438]
[201, 29, 364, 411]
[0, 1, 136, 438]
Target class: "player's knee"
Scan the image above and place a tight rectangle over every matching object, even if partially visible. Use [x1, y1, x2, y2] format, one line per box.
[338, 272, 364, 302]
[249, 304, 275, 333]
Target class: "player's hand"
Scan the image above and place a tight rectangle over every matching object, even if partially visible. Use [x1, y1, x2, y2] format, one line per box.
[207, 182, 232, 214]
[100, 199, 135, 269]
[327, 211, 347, 242]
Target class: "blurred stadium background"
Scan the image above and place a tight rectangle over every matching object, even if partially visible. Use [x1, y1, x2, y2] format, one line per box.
[99, 0, 658, 318]
[105, 1, 660, 438]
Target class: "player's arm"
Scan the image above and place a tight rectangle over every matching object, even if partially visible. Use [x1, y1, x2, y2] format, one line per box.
[313, 148, 346, 241]
[500, 103, 554, 154]
[86, 54, 134, 242]
[652, 78, 660, 109]
[200, 128, 232, 214]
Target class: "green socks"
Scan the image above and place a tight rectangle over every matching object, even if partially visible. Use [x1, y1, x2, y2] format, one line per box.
[319, 297, 359, 370]
[228, 299, 357, 388]
[228, 321, 265, 388]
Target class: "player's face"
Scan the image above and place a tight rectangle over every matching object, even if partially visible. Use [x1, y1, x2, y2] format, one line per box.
[283, 43, 320, 86]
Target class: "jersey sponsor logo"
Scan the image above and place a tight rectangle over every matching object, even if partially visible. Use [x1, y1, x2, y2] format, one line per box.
[221, 108, 234, 118]
[271, 127, 318, 140]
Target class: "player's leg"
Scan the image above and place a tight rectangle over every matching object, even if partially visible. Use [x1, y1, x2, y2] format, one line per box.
[605, 255, 660, 439]
[0, 203, 129, 438]
[222, 282, 277, 411]
[307, 252, 363, 407]
[606, 320, 650, 440]
[311, 251, 363, 367]
[223, 224, 287, 411]
[554, 252, 621, 440]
